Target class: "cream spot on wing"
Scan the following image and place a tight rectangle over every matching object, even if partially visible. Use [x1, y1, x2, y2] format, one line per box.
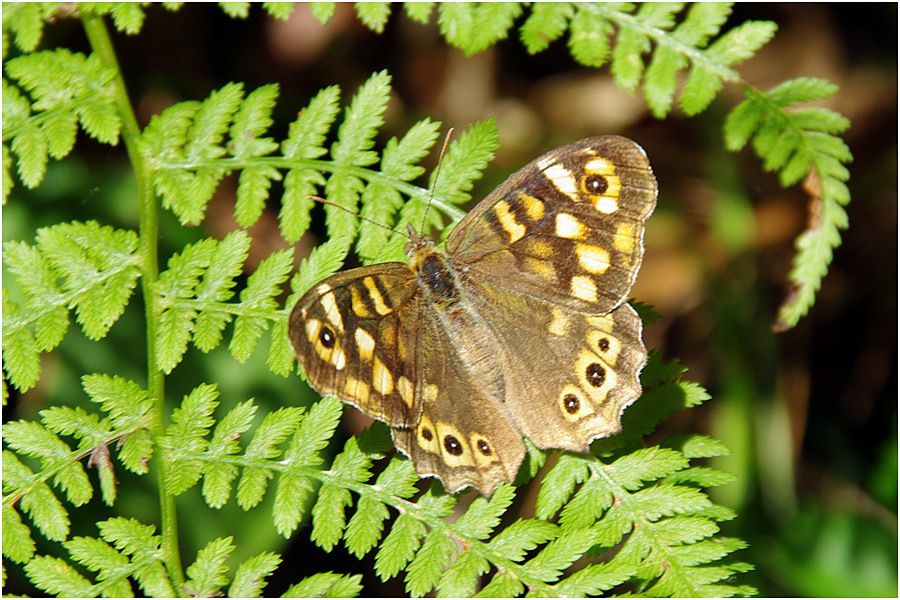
[536, 156, 554, 171]
[343, 377, 370, 404]
[316, 284, 332, 295]
[354, 328, 375, 362]
[331, 347, 346, 370]
[548, 307, 570, 336]
[350, 286, 372, 318]
[305, 318, 321, 343]
[585, 157, 615, 175]
[417, 415, 439, 454]
[372, 358, 393, 395]
[423, 384, 439, 403]
[570, 275, 598, 302]
[525, 257, 556, 282]
[363, 277, 392, 316]
[559, 384, 594, 422]
[436, 421, 474, 467]
[575, 348, 617, 405]
[543, 164, 578, 201]
[576, 244, 611, 274]
[320, 292, 344, 332]
[614, 222, 637, 254]
[521, 194, 545, 221]
[594, 196, 618, 214]
[494, 200, 526, 243]
[555, 213, 586, 239]
[397, 376, 414, 408]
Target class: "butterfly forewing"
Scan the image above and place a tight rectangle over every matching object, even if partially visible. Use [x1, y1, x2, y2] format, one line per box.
[446, 136, 657, 314]
[288, 263, 421, 427]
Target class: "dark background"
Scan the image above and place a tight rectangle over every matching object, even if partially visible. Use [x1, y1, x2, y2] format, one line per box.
[4, 3, 897, 596]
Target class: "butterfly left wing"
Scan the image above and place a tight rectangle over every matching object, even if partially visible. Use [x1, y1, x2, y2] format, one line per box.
[446, 135, 657, 315]
[288, 263, 422, 428]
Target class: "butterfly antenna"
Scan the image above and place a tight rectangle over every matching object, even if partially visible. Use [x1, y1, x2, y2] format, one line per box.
[419, 128, 455, 236]
[309, 196, 404, 236]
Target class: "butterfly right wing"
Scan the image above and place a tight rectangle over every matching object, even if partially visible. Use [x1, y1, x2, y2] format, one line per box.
[288, 263, 422, 428]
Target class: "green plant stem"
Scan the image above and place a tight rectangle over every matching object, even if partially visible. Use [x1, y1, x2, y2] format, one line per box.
[81, 14, 185, 588]
[157, 157, 469, 222]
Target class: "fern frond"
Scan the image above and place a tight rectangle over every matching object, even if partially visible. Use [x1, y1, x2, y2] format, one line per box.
[2, 373, 155, 562]
[147, 73, 476, 254]
[24, 517, 176, 597]
[725, 78, 852, 329]
[3, 49, 121, 199]
[2, 221, 140, 392]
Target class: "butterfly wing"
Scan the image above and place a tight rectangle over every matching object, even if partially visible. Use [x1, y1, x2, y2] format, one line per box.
[288, 263, 422, 427]
[446, 136, 657, 315]
[391, 308, 526, 495]
[460, 277, 647, 451]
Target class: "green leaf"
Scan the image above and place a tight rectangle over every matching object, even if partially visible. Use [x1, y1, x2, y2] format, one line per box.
[185, 536, 235, 597]
[405, 529, 456, 597]
[24, 555, 94, 597]
[229, 551, 282, 598]
[309, 2, 336, 24]
[283, 572, 363, 598]
[568, 6, 612, 67]
[355, 2, 392, 32]
[454, 484, 515, 540]
[3, 505, 36, 563]
[375, 512, 426, 581]
[520, 3, 573, 54]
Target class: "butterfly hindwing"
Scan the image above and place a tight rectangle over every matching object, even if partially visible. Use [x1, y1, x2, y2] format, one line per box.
[391, 309, 525, 495]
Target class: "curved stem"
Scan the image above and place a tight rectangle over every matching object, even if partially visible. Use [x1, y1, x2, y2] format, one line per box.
[81, 14, 184, 588]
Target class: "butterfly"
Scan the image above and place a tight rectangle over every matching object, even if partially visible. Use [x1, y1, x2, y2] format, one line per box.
[289, 136, 657, 495]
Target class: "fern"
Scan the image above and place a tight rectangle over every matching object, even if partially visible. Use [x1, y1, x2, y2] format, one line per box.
[2, 221, 141, 392]
[724, 78, 852, 329]
[3, 48, 122, 200]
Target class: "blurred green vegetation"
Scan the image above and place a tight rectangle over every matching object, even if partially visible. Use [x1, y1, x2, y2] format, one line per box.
[4, 3, 896, 596]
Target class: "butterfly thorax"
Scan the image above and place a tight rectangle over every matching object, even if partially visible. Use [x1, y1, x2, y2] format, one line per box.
[406, 231, 459, 307]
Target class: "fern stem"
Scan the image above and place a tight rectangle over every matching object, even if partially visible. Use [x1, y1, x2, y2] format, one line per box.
[156, 157, 469, 222]
[81, 14, 185, 588]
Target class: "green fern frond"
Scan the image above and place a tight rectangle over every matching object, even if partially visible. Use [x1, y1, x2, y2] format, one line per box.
[23, 517, 176, 597]
[155, 357, 752, 597]
[3, 49, 122, 199]
[2, 373, 155, 562]
[152, 232, 296, 374]
[146, 73, 482, 254]
[2, 221, 140, 392]
[725, 78, 852, 329]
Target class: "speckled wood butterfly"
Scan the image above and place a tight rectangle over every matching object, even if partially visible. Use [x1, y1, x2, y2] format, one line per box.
[289, 136, 657, 494]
